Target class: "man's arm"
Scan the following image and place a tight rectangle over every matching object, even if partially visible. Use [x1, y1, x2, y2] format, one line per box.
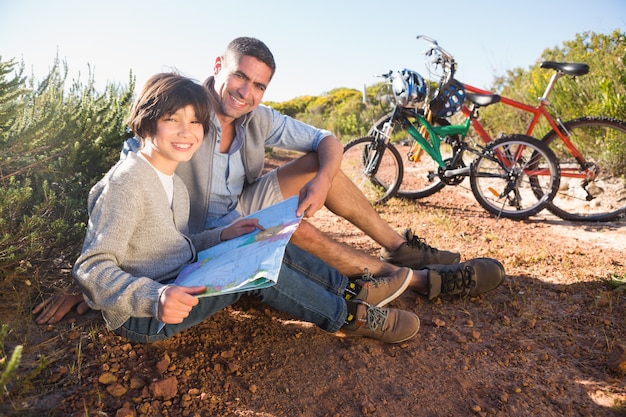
[296, 135, 343, 217]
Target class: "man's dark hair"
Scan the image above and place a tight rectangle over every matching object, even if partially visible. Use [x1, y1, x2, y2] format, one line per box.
[224, 37, 277, 79]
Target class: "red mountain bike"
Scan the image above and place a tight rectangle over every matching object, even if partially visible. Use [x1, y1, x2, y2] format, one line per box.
[463, 75, 626, 222]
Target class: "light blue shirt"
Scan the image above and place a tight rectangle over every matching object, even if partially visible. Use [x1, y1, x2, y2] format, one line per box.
[205, 135, 246, 229]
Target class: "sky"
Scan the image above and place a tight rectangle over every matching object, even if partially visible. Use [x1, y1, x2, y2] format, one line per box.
[1, 0, 624, 103]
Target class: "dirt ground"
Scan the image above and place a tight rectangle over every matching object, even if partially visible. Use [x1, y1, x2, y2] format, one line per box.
[2, 152, 626, 417]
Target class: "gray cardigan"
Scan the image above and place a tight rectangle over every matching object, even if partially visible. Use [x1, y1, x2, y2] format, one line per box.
[73, 152, 222, 330]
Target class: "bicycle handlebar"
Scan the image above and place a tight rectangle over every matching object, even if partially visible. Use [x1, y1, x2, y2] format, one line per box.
[416, 35, 457, 82]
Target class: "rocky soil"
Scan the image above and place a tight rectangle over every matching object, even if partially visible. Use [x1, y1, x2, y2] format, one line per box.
[2, 153, 625, 417]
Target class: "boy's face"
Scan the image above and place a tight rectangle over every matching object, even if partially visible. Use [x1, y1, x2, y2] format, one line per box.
[213, 54, 272, 121]
[141, 105, 204, 175]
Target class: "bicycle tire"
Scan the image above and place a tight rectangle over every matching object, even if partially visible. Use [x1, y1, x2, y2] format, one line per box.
[540, 117, 626, 222]
[342, 136, 403, 204]
[470, 134, 561, 220]
[368, 112, 454, 199]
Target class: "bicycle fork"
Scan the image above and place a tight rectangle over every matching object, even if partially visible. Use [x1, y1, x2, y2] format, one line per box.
[363, 122, 394, 176]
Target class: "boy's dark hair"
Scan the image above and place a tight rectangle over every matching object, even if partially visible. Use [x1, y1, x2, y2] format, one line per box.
[127, 72, 213, 141]
[223, 37, 276, 79]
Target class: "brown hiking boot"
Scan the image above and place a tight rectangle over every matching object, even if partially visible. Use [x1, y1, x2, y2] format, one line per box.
[380, 229, 461, 269]
[354, 267, 412, 307]
[342, 302, 420, 344]
[423, 258, 505, 300]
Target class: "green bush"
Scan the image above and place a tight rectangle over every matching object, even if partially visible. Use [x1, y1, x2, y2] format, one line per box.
[0, 56, 134, 274]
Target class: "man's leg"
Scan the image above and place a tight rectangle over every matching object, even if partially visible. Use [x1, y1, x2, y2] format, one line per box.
[241, 155, 505, 299]
[276, 153, 460, 271]
[277, 153, 406, 252]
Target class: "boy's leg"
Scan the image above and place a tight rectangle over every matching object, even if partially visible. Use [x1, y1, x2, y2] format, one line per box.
[115, 292, 242, 343]
[255, 244, 349, 333]
[258, 244, 420, 343]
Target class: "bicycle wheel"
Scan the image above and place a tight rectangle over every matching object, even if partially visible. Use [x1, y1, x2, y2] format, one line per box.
[541, 117, 626, 222]
[342, 136, 403, 204]
[470, 135, 561, 220]
[368, 112, 454, 199]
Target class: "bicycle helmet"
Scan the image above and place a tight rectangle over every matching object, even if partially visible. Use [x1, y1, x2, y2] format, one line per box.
[392, 69, 427, 108]
[429, 78, 466, 117]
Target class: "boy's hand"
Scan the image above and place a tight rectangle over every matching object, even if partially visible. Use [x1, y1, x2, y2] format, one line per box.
[158, 286, 205, 324]
[33, 293, 90, 324]
[220, 218, 264, 241]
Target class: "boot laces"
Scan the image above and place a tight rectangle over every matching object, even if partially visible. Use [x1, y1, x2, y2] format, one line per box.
[440, 266, 476, 295]
[364, 306, 388, 331]
[405, 229, 438, 254]
[360, 268, 383, 287]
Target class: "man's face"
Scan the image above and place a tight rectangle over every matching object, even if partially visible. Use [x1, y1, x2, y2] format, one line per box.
[213, 54, 272, 120]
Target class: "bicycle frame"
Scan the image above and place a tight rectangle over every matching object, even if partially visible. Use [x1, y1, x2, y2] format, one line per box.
[463, 81, 589, 179]
[391, 107, 470, 166]
[387, 104, 544, 176]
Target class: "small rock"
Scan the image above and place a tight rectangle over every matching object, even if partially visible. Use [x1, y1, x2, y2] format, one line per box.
[99, 372, 118, 385]
[227, 362, 241, 373]
[106, 382, 128, 398]
[221, 349, 235, 359]
[433, 318, 446, 327]
[115, 402, 136, 417]
[150, 376, 178, 400]
[156, 358, 170, 374]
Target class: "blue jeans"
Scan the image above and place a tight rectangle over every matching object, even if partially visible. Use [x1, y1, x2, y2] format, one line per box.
[115, 244, 349, 343]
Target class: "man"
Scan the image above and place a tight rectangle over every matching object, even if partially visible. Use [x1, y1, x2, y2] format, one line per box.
[175, 37, 504, 299]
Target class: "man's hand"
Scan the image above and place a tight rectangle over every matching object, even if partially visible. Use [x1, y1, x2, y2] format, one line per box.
[157, 285, 206, 324]
[295, 135, 343, 218]
[296, 174, 332, 218]
[33, 293, 90, 324]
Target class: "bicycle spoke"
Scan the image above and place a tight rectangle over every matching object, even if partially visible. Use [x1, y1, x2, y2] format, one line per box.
[542, 117, 626, 221]
[470, 135, 560, 220]
[342, 136, 403, 204]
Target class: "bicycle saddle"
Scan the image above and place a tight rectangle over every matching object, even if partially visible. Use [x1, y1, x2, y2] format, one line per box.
[540, 61, 590, 76]
[465, 93, 501, 108]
